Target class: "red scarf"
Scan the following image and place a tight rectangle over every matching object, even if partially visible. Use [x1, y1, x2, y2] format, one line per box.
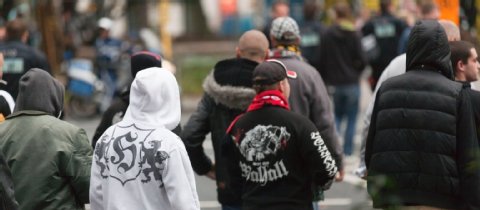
[247, 90, 290, 111]
[227, 90, 290, 134]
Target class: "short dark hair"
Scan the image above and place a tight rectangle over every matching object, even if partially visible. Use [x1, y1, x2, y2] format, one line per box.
[303, 1, 318, 21]
[420, 2, 437, 17]
[380, 0, 392, 14]
[6, 19, 27, 41]
[450, 40, 475, 71]
[334, 2, 352, 19]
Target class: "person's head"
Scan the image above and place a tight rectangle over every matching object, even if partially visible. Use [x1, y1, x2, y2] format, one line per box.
[334, 2, 352, 20]
[14, 68, 64, 118]
[303, 1, 318, 21]
[5, 18, 28, 42]
[252, 59, 295, 98]
[439, 19, 460, 41]
[272, 1, 289, 18]
[130, 51, 162, 78]
[236, 30, 269, 63]
[270, 16, 301, 47]
[450, 41, 479, 82]
[98, 17, 113, 39]
[420, 1, 440, 20]
[380, 0, 394, 15]
[124, 67, 180, 130]
[406, 20, 453, 79]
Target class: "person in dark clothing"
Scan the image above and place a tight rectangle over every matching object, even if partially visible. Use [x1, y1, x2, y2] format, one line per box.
[450, 40, 480, 142]
[223, 60, 337, 210]
[317, 2, 366, 156]
[361, 0, 406, 90]
[91, 51, 181, 147]
[365, 20, 480, 209]
[181, 30, 268, 210]
[0, 52, 15, 121]
[299, 1, 324, 65]
[0, 18, 50, 99]
[262, 1, 289, 48]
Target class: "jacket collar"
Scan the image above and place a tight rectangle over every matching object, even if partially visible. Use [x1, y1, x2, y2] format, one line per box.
[7, 110, 50, 119]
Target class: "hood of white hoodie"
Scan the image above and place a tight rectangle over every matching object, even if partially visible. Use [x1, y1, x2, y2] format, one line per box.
[122, 67, 180, 130]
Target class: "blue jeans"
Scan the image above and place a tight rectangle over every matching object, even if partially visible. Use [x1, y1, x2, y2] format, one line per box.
[333, 84, 360, 156]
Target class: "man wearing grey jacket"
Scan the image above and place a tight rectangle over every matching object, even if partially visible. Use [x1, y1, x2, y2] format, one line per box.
[268, 16, 344, 180]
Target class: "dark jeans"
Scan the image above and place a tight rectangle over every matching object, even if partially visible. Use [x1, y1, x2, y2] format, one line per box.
[333, 84, 360, 156]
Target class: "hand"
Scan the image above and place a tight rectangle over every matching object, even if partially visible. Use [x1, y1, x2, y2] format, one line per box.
[205, 165, 216, 180]
[361, 170, 368, 180]
[335, 169, 345, 182]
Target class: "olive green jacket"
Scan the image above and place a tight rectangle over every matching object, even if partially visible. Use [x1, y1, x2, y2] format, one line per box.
[0, 110, 92, 210]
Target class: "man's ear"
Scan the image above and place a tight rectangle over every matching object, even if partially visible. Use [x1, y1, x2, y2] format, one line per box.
[21, 31, 29, 43]
[457, 60, 466, 72]
[235, 47, 241, 58]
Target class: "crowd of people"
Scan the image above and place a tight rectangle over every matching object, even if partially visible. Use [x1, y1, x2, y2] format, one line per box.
[0, 0, 480, 210]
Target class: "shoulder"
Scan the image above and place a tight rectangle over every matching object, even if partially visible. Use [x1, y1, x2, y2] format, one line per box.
[152, 129, 186, 152]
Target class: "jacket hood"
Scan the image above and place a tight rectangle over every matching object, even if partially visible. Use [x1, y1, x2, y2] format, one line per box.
[203, 58, 257, 110]
[406, 20, 453, 79]
[123, 67, 180, 130]
[331, 21, 356, 38]
[14, 68, 64, 117]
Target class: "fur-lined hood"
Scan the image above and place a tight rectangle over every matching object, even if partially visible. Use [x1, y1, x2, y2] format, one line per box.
[203, 71, 256, 110]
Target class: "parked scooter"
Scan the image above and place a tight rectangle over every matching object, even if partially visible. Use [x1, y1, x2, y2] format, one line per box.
[66, 58, 105, 118]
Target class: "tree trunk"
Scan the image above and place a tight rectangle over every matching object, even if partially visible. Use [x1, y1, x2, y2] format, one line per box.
[35, 0, 64, 76]
[184, 0, 211, 39]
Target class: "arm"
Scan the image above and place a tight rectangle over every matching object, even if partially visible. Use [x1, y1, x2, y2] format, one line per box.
[365, 88, 382, 169]
[221, 133, 243, 194]
[456, 89, 480, 209]
[0, 152, 18, 210]
[353, 31, 367, 72]
[92, 100, 126, 147]
[308, 71, 344, 171]
[299, 120, 338, 189]
[180, 94, 214, 175]
[64, 129, 93, 204]
[89, 140, 104, 210]
[163, 144, 200, 210]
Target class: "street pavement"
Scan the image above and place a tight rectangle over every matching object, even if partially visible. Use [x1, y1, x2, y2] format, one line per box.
[67, 80, 375, 210]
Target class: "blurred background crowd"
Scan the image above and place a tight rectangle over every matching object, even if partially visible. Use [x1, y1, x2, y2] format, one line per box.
[0, 1, 477, 116]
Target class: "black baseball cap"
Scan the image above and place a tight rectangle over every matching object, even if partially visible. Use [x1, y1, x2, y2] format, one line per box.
[253, 59, 297, 85]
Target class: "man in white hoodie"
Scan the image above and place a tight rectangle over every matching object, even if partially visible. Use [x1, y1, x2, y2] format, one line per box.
[90, 67, 200, 210]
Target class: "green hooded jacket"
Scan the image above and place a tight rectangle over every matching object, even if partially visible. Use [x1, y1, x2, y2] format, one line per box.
[0, 68, 92, 210]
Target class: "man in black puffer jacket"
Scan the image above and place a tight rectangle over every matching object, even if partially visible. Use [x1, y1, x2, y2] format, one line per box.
[181, 30, 268, 209]
[365, 20, 480, 209]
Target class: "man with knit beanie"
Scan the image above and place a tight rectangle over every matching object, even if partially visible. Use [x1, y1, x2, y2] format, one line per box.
[181, 30, 268, 210]
[91, 51, 181, 147]
[269, 16, 344, 181]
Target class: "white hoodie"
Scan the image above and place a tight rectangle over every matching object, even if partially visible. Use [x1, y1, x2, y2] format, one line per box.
[90, 67, 200, 210]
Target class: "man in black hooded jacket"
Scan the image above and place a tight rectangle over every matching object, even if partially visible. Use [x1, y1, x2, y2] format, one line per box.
[181, 30, 268, 209]
[365, 20, 480, 209]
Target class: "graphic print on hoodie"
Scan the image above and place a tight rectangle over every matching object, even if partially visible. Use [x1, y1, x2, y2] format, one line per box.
[90, 67, 200, 210]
